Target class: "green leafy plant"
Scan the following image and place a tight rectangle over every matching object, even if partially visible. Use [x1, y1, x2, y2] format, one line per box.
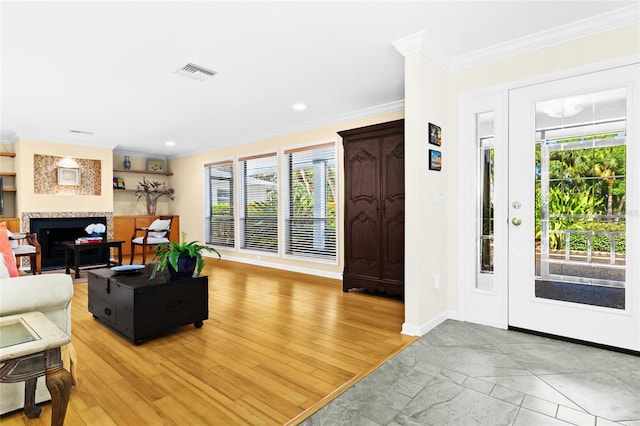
[150, 232, 220, 279]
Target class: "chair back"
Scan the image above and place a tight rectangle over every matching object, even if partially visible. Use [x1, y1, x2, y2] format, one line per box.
[148, 216, 173, 239]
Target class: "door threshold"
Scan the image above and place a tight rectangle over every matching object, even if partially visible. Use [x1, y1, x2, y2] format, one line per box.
[508, 326, 640, 356]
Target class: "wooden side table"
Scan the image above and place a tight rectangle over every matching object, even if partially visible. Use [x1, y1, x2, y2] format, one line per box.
[0, 311, 72, 426]
[64, 239, 125, 278]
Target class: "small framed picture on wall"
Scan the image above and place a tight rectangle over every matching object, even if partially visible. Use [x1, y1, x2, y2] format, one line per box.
[428, 123, 442, 146]
[429, 149, 442, 171]
[58, 167, 80, 185]
[146, 159, 166, 173]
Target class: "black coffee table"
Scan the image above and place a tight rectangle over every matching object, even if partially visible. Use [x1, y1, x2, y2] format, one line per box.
[87, 265, 208, 344]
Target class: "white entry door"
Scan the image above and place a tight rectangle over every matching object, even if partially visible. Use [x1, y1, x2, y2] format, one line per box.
[508, 64, 640, 351]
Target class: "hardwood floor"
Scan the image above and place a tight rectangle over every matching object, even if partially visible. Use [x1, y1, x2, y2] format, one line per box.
[1, 260, 415, 425]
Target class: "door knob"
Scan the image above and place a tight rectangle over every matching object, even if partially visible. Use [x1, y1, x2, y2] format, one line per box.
[512, 217, 522, 226]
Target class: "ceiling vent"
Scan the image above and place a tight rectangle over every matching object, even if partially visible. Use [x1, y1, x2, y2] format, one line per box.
[175, 63, 217, 82]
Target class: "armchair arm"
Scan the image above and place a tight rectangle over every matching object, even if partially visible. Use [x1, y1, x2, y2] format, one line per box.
[0, 274, 73, 334]
[25, 233, 41, 251]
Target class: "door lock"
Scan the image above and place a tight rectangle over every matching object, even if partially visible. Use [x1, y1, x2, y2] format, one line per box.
[512, 217, 522, 226]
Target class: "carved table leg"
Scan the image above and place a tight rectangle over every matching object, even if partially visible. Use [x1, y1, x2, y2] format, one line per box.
[23, 377, 42, 418]
[45, 348, 72, 426]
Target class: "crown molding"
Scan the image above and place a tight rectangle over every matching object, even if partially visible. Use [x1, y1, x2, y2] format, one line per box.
[170, 99, 405, 159]
[393, 5, 639, 73]
[392, 31, 450, 71]
[0, 130, 19, 144]
[112, 149, 168, 159]
[449, 4, 640, 72]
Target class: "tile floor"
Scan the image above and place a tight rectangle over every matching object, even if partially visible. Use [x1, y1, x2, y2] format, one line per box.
[301, 320, 640, 426]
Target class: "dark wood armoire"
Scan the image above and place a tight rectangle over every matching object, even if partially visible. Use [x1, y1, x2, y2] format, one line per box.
[339, 119, 405, 298]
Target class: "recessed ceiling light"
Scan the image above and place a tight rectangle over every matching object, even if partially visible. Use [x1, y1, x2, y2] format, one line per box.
[165, 141, 176, 147]
[292, 103, 307, 111]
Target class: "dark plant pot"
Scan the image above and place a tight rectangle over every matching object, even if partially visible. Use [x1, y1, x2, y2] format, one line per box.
[167, 256, 197, 280]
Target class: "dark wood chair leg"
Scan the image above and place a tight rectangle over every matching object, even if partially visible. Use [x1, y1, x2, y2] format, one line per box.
[129, 243, 135, 265]
[29, 254, 37, 275]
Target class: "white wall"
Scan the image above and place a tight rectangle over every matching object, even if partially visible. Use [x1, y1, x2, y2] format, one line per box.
[401, 51, 450, 335]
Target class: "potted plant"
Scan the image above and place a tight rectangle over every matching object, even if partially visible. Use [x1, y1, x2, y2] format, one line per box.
[135, 177, 175, 215]
[149, 232, 220, 280]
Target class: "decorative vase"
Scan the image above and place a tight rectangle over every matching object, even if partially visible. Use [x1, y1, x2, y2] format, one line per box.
[167, 257, 197, 280]
[146, 197, 157, 215]
[124, 155, 131, 170]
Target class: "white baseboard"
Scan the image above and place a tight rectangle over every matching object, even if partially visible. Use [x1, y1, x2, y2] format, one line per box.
[401, 310, 453, 336]
[211, 254, 343, 280]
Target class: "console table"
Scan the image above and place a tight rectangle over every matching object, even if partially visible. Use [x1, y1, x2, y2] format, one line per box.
[64, 240, 124, 278]
[0, 311, 72, 426]
[88, 266, 208, 345]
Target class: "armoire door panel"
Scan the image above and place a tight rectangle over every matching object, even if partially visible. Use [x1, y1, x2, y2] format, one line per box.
[381, 214, 404, 281]
[381, 134, 405, 283]
[346, 211, 380, 276]
[346, 141, 379, 203]
[382, 136, 405, 200]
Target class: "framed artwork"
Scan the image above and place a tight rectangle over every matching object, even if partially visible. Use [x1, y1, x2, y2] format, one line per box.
[146, 159, 165, 172]
[429, 149, 442, 171]
[58, 167, 80, 185]
[113, 176, 126, 190]
[428, 123, 442, 146]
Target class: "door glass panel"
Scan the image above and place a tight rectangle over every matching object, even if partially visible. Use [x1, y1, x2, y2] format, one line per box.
[535, 88, 627, 309]
[477, 111, 494, 290]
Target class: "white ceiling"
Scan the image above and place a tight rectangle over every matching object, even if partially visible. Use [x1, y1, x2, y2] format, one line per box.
[1, 1, 637, 158]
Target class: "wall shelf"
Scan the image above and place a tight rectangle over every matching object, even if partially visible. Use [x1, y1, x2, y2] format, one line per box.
[113, 169, 173, 176]
[0, 153, 17, 217]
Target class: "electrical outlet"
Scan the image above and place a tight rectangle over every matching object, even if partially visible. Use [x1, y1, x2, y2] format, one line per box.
[433, 273, 441, 289]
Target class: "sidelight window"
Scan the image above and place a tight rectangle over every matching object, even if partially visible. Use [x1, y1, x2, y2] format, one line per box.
[476, 111, 495, 290]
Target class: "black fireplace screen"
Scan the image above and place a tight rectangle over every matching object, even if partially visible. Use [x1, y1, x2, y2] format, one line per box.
[30, 217, 108, 270]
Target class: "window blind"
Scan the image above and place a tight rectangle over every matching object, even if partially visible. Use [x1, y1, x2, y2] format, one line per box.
[239, 153, 278, 252]
[205, 161, 235, 247]
[285, 143, 336, 260]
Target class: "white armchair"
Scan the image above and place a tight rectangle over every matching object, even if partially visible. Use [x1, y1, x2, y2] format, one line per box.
[0, 273, 73, 415]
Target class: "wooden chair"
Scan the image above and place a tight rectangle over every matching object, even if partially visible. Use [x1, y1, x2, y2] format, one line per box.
[11, 233, 41, 275]
[129, 216, 173, 265]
